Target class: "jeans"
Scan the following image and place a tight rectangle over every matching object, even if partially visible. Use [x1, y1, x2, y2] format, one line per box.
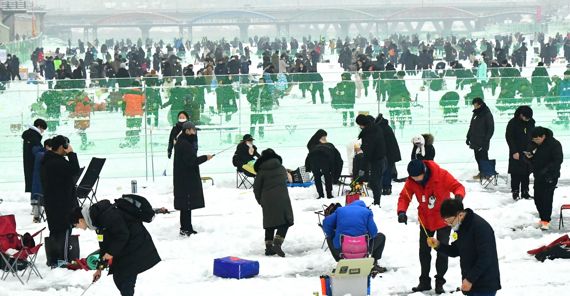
[113, 273, 137, 296]
[474, 149, 489, 173]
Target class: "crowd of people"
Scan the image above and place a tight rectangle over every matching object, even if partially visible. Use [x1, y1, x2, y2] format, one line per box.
[15, 30, 569, 296]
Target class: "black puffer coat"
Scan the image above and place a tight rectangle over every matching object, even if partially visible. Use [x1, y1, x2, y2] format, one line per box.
[466, 103, 494, 152]
[253, 152, 294, 229]
[305, 143, 343, 182]
[90, 200, 161, 277]
[41, 151, 80, 232]
[528, 128, 563, 182]
[173, 134, 207, 210]
[505, 107, 535, 174]
[375, 115, 401, 164]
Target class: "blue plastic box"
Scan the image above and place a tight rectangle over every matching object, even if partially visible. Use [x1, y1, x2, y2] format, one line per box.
[213, 257, 259, 279]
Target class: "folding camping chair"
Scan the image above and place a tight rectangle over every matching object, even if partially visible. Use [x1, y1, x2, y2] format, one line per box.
[337, 175, 369, 197]
[236, 169, 255, 189]
[559, 204, 570, 230]
[340, 234, 370, 259]
[479, 159, 499, 188]
[315, 207, 328, 251]
[76, 158, 106, 206]
[0, 215, 45, 285]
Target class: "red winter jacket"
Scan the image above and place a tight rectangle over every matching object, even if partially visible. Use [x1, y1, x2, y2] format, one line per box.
[397, 161, 465, 231]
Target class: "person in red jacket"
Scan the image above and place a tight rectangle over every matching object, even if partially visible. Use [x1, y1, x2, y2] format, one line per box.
[397, 159, 465, 294]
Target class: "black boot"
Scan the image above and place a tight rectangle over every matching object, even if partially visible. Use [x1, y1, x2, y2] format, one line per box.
[412, 282, 432, 292]
[435, 279, 446, 294]
[512, 190, 519, 201]
[521, 191, 533, 199]
[265, 240, 276, 256]
[272, 235, 286, 257]
[382, 187, 392, 195]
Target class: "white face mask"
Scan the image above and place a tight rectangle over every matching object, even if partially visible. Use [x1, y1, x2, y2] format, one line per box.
[178, 118, 187, 123]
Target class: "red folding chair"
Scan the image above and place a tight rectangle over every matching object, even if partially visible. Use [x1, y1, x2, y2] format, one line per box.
[0, 214, 46, 284]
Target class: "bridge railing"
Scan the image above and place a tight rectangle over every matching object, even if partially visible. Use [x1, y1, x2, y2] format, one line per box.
[0, 67, 568, 182]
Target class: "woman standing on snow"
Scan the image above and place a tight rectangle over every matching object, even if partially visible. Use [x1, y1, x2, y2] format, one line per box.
[253, 149, 294, 257]
[173, 121, 213, 236]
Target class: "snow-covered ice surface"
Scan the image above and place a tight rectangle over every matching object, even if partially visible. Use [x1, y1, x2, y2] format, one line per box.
[1, 41, 570, 295]
[1, 168, 570, 296]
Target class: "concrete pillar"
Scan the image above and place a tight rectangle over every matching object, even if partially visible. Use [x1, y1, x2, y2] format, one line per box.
[443, 20, 453, 34]
[239, 24, 249, 41]
[187, 26, 193, 41]
[178, 26, 184, 38]
[339, 22, 350, 38]
[83, 27, 89, 42]
[92, 26, 98, 41]
[140, 26, 151, 40]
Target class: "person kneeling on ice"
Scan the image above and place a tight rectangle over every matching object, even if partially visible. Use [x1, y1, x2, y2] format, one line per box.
[427, 198, 501, 296]
[322, 200, 387, 276]
[70, 201, 161, 296]
[253, 149, 294, 257]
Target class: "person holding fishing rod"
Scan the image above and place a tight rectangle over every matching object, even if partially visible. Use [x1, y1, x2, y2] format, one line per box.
[174, 121, 214, 237]
[396, 159, 466, 295]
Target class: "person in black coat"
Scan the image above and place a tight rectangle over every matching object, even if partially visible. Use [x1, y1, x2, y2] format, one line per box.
[356, 114, 387, 206]
[173, 121, 213, 236]
[505, 106, 535, 200]
[167, 111, 190, 159]
[411, 134, 436, 161]
[466, 98, 494, 179]
[233, 134, 260, 176]
[375, 113, 401, 195]
[70, 200, 161, 296]
[428, 198, 501, 296]
[525, 127, 563, 230]
[305, 129, 343, 199]
[22, 118, 47, 193]
[40, 135, 80, 265]
[253, 149, 294, 257]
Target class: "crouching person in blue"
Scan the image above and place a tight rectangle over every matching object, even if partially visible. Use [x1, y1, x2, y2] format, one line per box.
[322, 200, 387, 276]
[70, 201, 161, 296]
[427, 198, 501, 296]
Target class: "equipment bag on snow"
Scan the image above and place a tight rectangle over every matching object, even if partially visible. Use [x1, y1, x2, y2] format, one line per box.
[115, 194, 155, 223]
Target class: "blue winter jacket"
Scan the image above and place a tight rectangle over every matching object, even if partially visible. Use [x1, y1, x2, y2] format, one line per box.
[31, 146, 46, 197]
[322, 200, 378, 249]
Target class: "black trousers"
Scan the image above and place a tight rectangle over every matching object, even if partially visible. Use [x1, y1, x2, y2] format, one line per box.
[180, 210, 193, 232]
[314, 167, 333, 198]
[510, 173, 530, 193]
[113, 273, 137, 296]
[368, 158, 387, 204]
[534, 178, 557, 222]
[326, 233, 386, 264]
[474, 149, 489, 173]
[46, 228, 71, 266]
[264, 225, 289, 241]
[419, 226, 450, 285]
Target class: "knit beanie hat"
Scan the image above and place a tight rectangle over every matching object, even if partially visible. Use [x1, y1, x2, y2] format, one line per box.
[407, 159, 426, 177]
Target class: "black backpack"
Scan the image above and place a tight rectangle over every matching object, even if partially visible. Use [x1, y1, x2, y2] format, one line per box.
[114, 194, 155, 223]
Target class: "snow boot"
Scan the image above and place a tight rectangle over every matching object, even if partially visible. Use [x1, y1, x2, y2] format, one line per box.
[179, 230, 192, 237]
[382, 187, 392, 195]
[512, 190, 520, 201]
[272, 235, 286, 257]
[412, 282, 432, 293]
[265, 241, 276, 256]
[435, 279, 445, 294]
[370, 264, 387, 278]
[521, 191, 533, 199]
[472, 173, 481, 180]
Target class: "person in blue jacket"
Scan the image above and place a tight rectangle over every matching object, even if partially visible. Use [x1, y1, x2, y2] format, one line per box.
[323, 200, 386, 275]
[428, 198, 501, 296]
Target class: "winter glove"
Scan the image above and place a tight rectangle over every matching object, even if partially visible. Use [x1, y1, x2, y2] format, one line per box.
[465, 139, 470, 146]
[397, 212, 408, 225]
